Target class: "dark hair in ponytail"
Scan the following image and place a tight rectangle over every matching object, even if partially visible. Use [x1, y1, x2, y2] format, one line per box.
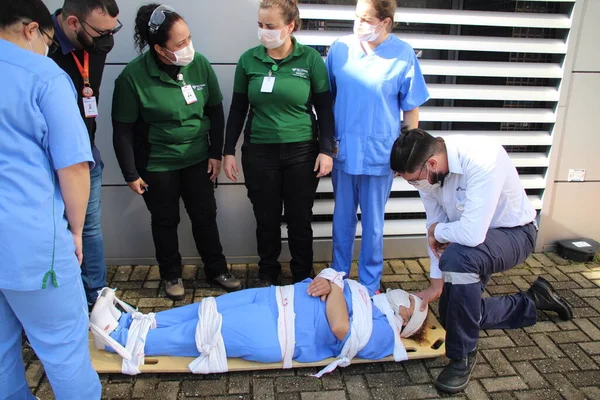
[133, 3, 183, 54]
[259, 0, 302, 32]
[0, 0, 53, 31]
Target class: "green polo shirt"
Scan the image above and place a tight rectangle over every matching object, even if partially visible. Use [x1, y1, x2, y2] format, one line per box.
[112, 51, 223, 172]
[233, 37, 330, 144]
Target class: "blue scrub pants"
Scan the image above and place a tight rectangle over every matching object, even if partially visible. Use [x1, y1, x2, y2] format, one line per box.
[438, 223, 538, 360]
[331, 168, 394, 295]
[0, 278, 101, 400]
[81, 151, 107, 305]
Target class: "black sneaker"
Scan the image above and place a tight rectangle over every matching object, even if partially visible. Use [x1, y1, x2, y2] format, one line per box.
[435, 350, 477, 394]
[525, 276, 573, 321]
[212, 271, 242, 292]
[252, 278, 275, 288]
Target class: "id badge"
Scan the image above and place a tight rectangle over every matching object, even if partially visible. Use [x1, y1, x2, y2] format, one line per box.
[83, 96, 98, 118]
[261, 76, 276, 93]
[181, 85, 198, 105]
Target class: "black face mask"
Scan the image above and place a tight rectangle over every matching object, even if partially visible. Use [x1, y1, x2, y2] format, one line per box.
[77, 30, 115, 55]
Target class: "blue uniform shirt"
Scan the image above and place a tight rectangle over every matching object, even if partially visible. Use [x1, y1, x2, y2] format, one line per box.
[0, 39, 94, 290]
[326, 34, 430, 176]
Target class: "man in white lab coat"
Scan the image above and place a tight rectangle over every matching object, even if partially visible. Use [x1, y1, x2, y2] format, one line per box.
[390, 128, 572, 394]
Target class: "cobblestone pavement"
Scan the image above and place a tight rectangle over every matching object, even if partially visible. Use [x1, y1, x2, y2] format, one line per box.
[25, 252, 600, 399]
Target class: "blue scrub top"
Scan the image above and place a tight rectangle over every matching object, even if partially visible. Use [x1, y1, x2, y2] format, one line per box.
[0, 39, 94, 291]
[326, 34, 430, 176]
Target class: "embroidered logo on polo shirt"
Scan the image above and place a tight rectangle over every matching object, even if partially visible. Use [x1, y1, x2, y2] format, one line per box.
[291, 68, 309, 79]
[192, 84, 206, 91]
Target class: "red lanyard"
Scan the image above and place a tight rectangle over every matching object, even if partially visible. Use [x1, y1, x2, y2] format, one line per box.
[71, 51, 94, 98]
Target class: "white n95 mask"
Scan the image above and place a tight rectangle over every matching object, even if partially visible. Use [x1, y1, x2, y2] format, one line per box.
[258, 27, 288, 49]
[353, 19, 382, 42]
[165, 41, 195, 66]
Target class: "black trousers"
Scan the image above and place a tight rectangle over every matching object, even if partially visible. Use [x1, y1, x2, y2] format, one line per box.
[140, 160, 228, 281]
[242, 141, 319, 282]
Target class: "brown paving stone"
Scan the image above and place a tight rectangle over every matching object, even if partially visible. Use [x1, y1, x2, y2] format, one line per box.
[275, 376, 322, 393]
[300, 391, 346, 400]
[418, 258, 431, 273]
[102, 382, 132, 399]
[146, 266, 161, 281]
[481, 376, 527, 392]
[560, 343, 599, 370]
[479, 336, 516, 350]
[404, 361, 431, 384]
[531, 358, 578, 374]
[129, 265, 151, 281]
[514, 389, 564, 400]
[365, 371, 411, 387]
[388, 259, 408, 274]
[532, 253, 555, 267]
[321, 370, 344, 390]
[276, 394, 300, 400]
[131, 378, 158, 398]
[502, 346, 547, 362]
[512, 361, 548, 389]
[154, 381, 180, 400]
[229, 373, 250, 394]
[573, 318, 600, 341]
[483, 349, 516, 376]
[252, 378, 275, 400]
[544, 253, 570, 266]
[181, 378, 228, 397]
[580, 386, 600, 399]
[529, 334, 565, 358]
[505, 329, 535, 347]
[471, 363, 497, 379]
[371, 384, 439, 399]
[550, 330, 591, 344]
[465, 380, 490, 400]
[547, 373, 587, 400]
[567, 273, 595, 288]
[524, 322, 560, 334]
[380, 274, 411, 283]
[344, 374, 372, 400]
[26, 361, 44, 389]
[579, 341, 600, 355]
[557, 264, 590, 273]
[490, 394, 517, 400]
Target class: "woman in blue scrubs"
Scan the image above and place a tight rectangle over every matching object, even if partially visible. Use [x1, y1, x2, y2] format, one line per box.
[0, 1, 101, 399]
[326, 0, 430, 295]
[96, 277, 426, 364]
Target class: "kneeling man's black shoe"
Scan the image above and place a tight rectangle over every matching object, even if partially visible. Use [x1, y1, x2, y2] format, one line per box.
[435, 350, 477, 394]
[525, 276, 573, 321]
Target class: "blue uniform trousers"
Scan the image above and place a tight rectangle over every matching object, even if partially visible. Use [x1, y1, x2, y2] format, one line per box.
[0, 278, 101, 400]
[331, 168, 394, 295]
[438, 223, 538, 360]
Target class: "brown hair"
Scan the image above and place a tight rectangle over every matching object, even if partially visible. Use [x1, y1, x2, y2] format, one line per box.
[359, 0, 397, 32]
[259, 0, 301, 32]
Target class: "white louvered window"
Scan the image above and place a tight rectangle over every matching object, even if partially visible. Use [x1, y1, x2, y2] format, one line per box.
[281, 0, 575, 240]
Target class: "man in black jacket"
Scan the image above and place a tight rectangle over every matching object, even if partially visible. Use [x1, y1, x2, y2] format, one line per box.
[50, 0, 121, 307]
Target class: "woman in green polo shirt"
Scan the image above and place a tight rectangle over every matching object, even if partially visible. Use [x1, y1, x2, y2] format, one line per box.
[112, 4, 241, 300]
[223, 0, 335, 287]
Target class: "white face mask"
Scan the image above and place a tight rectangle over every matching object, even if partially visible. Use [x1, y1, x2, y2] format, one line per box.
[28, 29, 49, 57]
[353, 19, 383, 42]
[164, 41, 195, 66]
[258, 27, 289, 49]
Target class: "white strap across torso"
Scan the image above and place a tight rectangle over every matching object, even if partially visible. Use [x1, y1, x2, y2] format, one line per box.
[188, 297, 228, 374]
[275, 284, 296, 369]
[312, 279, 373, 378]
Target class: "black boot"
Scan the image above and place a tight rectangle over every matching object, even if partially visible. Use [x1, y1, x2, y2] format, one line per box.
[435, 349, 477, 394]
[525, 276, 573, 321]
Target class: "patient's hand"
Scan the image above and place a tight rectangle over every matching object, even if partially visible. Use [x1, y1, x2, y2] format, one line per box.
[307, 277, 332, 301]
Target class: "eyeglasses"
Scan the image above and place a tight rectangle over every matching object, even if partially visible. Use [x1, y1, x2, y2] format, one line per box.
[80, 18, 123, 37]
[407, 154, 433, 185]
[22, 22, 60, 55]
[148, 5, 175, 34]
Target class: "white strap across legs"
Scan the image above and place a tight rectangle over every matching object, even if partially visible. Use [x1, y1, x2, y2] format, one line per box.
[121, 312, 157, 375]
[275, 285, 296, 368]
[312, 279, 373, 378]
[188, 297, 228, 374]
[372, 294, 408, 362]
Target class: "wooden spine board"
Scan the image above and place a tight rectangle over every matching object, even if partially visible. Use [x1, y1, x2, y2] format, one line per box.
[90, 313, 446, 374]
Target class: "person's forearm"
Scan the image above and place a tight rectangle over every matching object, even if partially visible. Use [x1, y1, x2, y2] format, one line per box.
[57, 162, 91, 235]
[326, 283, 350, 340]
[403, 107, 419, 129]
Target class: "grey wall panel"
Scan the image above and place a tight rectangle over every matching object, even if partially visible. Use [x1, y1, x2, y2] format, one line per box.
[44, 0, 261, 65]
[97, 64, 238, 186]
[573, 0, 600, 72]
[102, 185, 258, 265]
[539, 182, 600, 251]
[555, 73, 600, 182]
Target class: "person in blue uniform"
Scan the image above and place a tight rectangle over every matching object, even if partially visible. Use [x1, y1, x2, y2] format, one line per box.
[326, 0, 430, 295]
[390, 128, 573, 394]
[92, 275, 427, 365]
[0, 1, 102, 399]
